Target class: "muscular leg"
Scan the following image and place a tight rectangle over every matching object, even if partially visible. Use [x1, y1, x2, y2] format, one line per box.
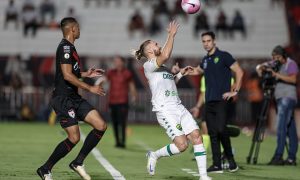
[147, 135, 187, 175]
[73, 110, 107, 165]
[41, 125, 79, 171]
[187, 129, 208, 177]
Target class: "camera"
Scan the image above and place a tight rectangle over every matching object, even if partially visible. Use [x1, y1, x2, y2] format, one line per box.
[261, 60, 282, 91]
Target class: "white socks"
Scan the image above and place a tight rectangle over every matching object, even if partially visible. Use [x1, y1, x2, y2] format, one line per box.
[153, 144, 180, 159]
[194, 144, 207, 177]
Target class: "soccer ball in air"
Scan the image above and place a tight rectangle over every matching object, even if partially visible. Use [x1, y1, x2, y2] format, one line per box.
[181, 0, 201, 14]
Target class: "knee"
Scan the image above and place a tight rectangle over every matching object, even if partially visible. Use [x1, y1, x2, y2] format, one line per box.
[190, 130, 202, 145]
[95, 121, 107, 132]
[68, 134, 80, 144]
[175, 141, 189, 152]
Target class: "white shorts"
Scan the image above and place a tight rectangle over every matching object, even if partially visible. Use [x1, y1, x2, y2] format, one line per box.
[155, 104, 199, 140]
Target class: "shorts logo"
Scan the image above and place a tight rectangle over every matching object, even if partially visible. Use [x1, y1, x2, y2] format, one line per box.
[68, 109, 75, 118]
[64, 53, 70, 59]
[176, 124, 182, 131]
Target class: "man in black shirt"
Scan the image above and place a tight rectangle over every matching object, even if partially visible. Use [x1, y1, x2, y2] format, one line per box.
[188, 31, 244, 173]
[37, 17, 107, 180]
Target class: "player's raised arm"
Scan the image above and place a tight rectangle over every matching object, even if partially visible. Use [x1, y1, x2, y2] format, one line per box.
[188, 65, 204, 76]
[156, 21, 179, 66]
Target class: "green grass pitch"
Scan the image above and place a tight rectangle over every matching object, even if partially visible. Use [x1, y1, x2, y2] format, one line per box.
[0, 123, 299, 180]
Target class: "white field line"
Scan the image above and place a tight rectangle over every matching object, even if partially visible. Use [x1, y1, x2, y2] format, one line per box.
[80, 131, 126, 180]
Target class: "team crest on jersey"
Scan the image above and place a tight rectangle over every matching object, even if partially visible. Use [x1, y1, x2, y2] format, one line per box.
[176, 124, 182, 131]
[68, 109, 75, 118]
[64, 53, 70, 59]
[214, 57, 219, 64]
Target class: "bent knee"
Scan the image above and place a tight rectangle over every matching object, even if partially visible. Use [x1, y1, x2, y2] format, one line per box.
[68, 135, 80, 144]
[95, 121, 107, 132]
[175, 142, 189, 152]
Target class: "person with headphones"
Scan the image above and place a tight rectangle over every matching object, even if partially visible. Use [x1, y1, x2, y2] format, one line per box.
[256, 45, 299, 166]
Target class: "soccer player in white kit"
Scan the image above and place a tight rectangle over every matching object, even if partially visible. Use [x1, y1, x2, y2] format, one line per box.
[133, 21, 211, 180]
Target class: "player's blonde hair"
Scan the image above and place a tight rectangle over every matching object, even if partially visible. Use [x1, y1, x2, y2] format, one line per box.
[132, 40, 151, 61]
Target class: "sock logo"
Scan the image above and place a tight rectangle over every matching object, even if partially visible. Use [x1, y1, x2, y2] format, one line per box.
[68, 109, 75, 118]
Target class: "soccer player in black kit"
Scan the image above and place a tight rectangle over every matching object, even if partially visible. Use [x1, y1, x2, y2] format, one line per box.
[37, 17, 107, 180]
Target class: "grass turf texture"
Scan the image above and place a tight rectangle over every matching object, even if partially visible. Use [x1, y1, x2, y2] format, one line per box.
[0, 123, 299, 180]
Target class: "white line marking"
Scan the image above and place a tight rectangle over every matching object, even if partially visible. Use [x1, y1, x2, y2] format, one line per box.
[80, 131, 126, 180]
[134, 140, 153, 151]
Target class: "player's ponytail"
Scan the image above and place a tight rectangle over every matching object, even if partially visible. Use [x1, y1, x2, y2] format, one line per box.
[131, 40, 151, 61]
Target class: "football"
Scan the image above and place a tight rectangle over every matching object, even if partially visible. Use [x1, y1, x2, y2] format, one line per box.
[181, 0, 201, 14]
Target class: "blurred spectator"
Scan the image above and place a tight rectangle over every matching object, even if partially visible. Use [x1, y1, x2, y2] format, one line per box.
[172, 0, 187, 22]
[39, 0, 56, 25]
[194, 11, 210, 37]
[128, 10, 146, 38]
[66, 7, 80, 23]
[10, 72, 23, 90]
[48, 17, 59, 29]
[230, 10, 247, 39]
[106, 56, 137, 148]
[22, 5, 39, 37]
[148, 13, 162, 36]
[215, 9, 229, 38]
[22, 0, 35, 11]
[130, 0, 152, 6]
[153, 0, 170, 18]
[84, 0, 121, 7]
[4, 0, 19, 30]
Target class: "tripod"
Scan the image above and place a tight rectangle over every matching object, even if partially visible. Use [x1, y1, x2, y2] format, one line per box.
[247, 87, 274, 164]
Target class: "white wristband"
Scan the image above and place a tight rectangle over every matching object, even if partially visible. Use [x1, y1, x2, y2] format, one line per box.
[176, 72, 183, 80]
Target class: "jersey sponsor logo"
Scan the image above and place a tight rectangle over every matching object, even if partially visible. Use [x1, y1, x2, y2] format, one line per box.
[214, 57, 220, 64]
[64, 53, 70, 59]
[68, 109, 75, 118]
[164, 90, 178, 97]
[63, 45, 70, 53]
[165, 90, 170, 97]
[163, 73, 174, 80]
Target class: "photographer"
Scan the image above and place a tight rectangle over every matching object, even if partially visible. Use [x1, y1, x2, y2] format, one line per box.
[256, 45, 299, 165]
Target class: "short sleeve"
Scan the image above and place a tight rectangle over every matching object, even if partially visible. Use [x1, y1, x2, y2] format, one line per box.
[143, 58, 159, 72]
[223, 52, 236, 67]
[58, 45, 72, 64]
[287, 60, 299, 75]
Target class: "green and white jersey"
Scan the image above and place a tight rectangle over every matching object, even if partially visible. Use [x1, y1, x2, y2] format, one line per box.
[143, 58, 181, 111]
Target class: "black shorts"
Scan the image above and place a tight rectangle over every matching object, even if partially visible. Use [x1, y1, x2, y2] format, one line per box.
[50, 96, 94, 128]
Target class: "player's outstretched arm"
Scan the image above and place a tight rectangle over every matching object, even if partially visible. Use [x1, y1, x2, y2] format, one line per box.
[187, 66, 203, 76]
[61, 64, 106, 96]
[156, 21, 179, 66]
[81, 66, 105, 78]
